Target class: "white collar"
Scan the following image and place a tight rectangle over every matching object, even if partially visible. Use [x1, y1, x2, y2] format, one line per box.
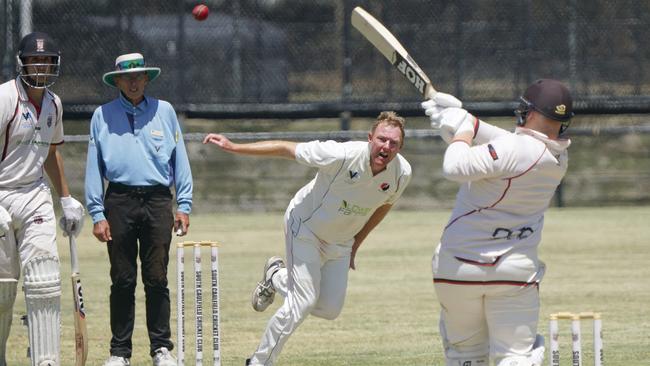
[515, 127, 571, 154]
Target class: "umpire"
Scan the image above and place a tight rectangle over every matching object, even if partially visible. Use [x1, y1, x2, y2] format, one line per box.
[85, 53, 193, 366]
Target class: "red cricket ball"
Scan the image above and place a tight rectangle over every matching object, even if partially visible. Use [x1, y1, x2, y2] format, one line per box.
[192, 4, 209, 21]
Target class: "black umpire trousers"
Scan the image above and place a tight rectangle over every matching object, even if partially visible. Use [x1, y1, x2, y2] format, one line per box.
[104, 182, 175, 358]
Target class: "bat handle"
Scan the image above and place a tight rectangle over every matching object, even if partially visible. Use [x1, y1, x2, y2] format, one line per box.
[424, 85, 437, 100]
[69, 236, 80, 274]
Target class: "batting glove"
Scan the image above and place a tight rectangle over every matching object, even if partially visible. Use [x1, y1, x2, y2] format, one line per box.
[59, 196, 85, 237]
[422, 92, 463, 125]
[422, 92, 473, 143]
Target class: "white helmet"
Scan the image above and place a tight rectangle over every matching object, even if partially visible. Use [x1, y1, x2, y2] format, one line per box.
[16, 31, 60, 89]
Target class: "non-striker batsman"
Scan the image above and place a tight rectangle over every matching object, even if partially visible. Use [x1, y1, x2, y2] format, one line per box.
[0, 32, 85, 365]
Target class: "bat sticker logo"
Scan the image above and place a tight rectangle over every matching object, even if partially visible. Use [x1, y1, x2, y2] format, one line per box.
[74, 279, 86, 318]
[393, 53, 426, 95]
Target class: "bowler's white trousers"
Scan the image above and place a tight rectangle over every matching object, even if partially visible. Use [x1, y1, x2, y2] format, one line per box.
[249, 210, 352, 366]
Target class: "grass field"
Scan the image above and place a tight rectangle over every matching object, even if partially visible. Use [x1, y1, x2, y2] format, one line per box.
[4, 207, 650, 365]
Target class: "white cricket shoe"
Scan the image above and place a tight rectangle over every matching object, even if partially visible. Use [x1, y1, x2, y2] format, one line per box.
[152, 347, 177, 366]
[251, 256, 285, 312]
[103, 355, 130, 366]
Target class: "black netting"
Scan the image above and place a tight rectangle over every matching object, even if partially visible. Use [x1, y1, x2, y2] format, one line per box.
[2, 0, 650, 116]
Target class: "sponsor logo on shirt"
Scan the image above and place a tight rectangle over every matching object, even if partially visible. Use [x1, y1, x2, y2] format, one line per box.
[33, 216, 44, 224]
[47, 115, 52, 127]
[338, 200, 371, 216]
[151, 129, 164, 138]
[19, 140, 49, 147]
[22, 111, 31, 121]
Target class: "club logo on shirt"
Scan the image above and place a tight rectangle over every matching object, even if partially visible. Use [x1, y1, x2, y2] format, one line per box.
[379, 182, 390, 191]
[338, 200, 371, 216]
[487, 144, 499, 161]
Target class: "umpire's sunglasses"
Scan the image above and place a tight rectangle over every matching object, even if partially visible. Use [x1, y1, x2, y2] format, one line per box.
[117, 59, 145, 70]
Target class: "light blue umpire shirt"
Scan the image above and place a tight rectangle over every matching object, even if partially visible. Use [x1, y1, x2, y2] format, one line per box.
[85, 93, 193, 223]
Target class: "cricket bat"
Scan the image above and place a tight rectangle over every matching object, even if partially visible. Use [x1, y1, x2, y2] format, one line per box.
[69, 236, 88, 366]
[351, 6, 436, 99]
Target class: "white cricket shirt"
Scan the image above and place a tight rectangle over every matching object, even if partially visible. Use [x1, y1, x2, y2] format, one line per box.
[0, 78, 63, 188]
[289, 140, 411, 245]
[440, 125, 570, 264]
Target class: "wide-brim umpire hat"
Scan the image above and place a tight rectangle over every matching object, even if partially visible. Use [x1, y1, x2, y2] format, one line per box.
[102, 53, 161, 87]
[523, 79, 574, 121]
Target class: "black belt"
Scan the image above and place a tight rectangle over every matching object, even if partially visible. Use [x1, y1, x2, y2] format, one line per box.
[108, 182, 169, 195]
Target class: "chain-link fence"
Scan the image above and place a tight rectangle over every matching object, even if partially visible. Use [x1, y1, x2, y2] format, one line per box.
[3, 0, 650, 117]
[58, 120, 650, 214]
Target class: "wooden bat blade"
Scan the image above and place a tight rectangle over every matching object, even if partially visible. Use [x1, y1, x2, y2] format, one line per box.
[71, 273, 88, 366]
[351, 6, 436, 99]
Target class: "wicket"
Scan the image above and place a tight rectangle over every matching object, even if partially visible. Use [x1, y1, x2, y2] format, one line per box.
[177, 241, 222, 366]
[549, 312, 603, 366]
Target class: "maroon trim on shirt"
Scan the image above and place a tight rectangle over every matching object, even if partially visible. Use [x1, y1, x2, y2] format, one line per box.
[433, 278, 539, 287]
[443, 146, 548, 231]
[1, 99, 20, 162]
[454, 255, 503, 267]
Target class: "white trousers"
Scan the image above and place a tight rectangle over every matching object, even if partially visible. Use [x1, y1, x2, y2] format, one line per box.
[432, 245, 543, 365]
[249, 210, 352, 366]
[0, 182, 59, 280]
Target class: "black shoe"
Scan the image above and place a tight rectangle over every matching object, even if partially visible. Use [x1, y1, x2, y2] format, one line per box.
[245, 358, 252, 366]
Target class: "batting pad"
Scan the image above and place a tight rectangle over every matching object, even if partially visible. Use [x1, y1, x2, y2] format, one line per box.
[23, 256, 61, 366]
[0, 280, 17, 366]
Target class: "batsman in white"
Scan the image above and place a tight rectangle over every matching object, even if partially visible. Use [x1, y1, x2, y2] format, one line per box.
[0, 32, 85, 366]
[422, 79, 574, 366]
[203, 112, 412, 365]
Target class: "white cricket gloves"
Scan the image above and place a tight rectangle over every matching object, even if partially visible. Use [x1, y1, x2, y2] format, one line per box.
[422, 92, 476, 143]
[59, 196, 85, 237]
[0, 206, 11, 237]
